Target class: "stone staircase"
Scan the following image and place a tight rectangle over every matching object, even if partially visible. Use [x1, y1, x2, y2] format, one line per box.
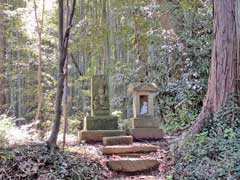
[100, 135, 160, 173]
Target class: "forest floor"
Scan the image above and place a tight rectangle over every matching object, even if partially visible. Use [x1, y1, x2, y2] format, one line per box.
[1, 124, 173, 180]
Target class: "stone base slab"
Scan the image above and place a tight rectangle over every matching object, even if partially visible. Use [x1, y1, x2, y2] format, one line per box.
[78, 130, 126, 142]
[102, 136, 133, 146]
[107, 158, 159, 173]
[131, 116, 160, 128]
[84, 115, 118, 130]
[130, 128, 163, 140]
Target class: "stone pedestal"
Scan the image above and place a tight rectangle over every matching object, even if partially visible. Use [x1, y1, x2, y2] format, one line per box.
[79, 130, 125, 142]
[131, 115, 159, 128]
[84, 115, 118, 130]
[102, 136, 133, 146]
[79, 75, 125, 142]
[129, 128, 163, 139]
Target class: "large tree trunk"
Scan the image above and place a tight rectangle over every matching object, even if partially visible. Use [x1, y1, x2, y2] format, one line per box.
[191, 0, 240, 135]
[0, 0, 8, 114]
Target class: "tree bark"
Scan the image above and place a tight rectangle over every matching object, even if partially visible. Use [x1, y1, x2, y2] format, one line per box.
[153, 0, 175, 30]
[191, 0, 240, 135]
[62, 0, 70, 150]
[0, 0, 8, 114]
[47, 0, 76, 150]
[62, 55, 68, 150]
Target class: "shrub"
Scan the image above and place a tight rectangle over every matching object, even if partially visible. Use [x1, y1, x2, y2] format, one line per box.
[67, 112, 85, 134]
[0, 115, 15, 147]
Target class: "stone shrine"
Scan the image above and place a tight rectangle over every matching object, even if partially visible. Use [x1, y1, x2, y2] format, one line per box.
[79, 75, 125, 141]
[128, 83, 163, 139]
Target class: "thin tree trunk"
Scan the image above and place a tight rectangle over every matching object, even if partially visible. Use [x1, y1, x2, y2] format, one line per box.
[62, 56, 68, 150]
[133, 14, 142, 63]
[0, 0, 8, 113]
[153, 0, 175, 30]
[62, 0, 70, 150]
[47, 0, 76, 150]
[33, 0, 45, 121]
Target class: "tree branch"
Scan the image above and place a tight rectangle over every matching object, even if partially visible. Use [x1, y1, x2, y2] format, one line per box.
[70, 53, 83, 76]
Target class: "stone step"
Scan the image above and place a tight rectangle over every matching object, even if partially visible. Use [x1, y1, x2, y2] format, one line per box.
[116, 153, 146, 158]
[102, 136, 133, 146]
[101, 145, 159, 155]
[130, 128, 163, 140]
[78, 130, 126, 142]
[107, 158, 159, 173]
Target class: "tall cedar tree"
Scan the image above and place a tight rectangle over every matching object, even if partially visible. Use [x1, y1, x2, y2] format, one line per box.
[190, 0, 240, 135]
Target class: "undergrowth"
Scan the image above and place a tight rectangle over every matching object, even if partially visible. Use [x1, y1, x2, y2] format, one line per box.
[171, 95, 240, 179]
[0, 145, 109, 180]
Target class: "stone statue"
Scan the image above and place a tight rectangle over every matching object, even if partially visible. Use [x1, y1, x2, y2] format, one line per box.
[93, 83, 108, 110]
[140, 101, 148, 115]
[91, 75, 110, 116]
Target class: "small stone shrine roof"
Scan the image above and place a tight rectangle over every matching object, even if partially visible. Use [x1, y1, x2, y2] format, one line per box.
[128, 83, 159, 93]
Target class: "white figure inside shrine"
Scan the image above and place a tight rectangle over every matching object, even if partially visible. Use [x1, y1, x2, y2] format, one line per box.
[140, 101, 148, 115]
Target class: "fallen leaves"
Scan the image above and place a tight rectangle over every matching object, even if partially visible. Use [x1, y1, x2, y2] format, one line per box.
[0, 144, 110, 180]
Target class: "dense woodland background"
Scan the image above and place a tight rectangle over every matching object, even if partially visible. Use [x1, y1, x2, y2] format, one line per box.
[0, 0, 212, 131]
[0, 0, 240, 179]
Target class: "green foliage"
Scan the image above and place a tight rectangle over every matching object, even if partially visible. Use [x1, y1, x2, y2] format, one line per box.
[2, 0, 213, 137]
[180, 0, 203, 12]
[154, 1, 212, 133]
[2, 1, 58, 120]
[157, 83, 205, 133]
[171, 95, 240, 179]
[164, 108, 197, 133]
[109, 1, 212, 127]
[67, 112, 85, 134]
[166, 175, 173, 180]
[112, 110, 131, 130]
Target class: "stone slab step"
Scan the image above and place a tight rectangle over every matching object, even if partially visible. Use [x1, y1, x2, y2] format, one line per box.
[107, 158, 159, 173]
[78, 130, 126, 142]
[101, 145, 159, 155]
[103, 136, 133, 146]
[130, 128, 163, 140]
[116, 153, 146, 158]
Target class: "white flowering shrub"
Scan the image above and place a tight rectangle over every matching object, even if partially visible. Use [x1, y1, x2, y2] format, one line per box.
[0, 115, 15, 147]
